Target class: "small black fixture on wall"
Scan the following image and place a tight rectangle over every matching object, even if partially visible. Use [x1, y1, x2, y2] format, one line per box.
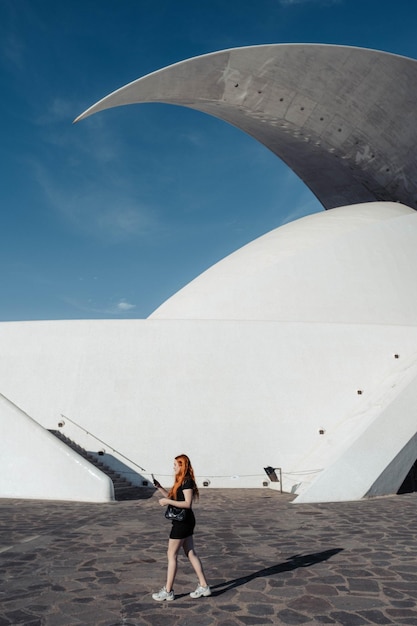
[264, 466, 283, 493]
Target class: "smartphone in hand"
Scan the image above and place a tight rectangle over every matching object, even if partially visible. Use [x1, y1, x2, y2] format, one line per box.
[151, 474, 161, 488]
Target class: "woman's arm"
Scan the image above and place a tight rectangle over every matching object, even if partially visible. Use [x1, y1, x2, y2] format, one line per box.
[159, 489, 193, 509]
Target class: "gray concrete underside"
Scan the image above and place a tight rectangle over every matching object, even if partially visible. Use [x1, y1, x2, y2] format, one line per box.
[77, 44, 417, 210]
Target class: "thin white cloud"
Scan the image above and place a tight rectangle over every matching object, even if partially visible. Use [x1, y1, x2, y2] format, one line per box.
[36, 98, 122, 165]
[36, 97, 77, 126]
[62, 296, 137, 316]
[273, 168, 324, 225]
[179, 130, 205, 147]
[2, 32, 24, 69]
[0, 1, 45, 71]
[96, 204, 153, 240]
[117, 300, 136, 311]
[67, 194, 156, 243]
[32, 162, 157, 243]
[281, 197, 323, 225]
[0, 2, 25, 71]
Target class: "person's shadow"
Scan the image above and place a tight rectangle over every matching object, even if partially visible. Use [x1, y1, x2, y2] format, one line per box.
[208, 548, 343, 596]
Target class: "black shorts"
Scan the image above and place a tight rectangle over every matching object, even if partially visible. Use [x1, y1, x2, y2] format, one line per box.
[169, 509, 196, 539]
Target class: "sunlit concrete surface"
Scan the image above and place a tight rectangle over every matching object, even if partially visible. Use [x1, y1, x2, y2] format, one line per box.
[2, 201, 417, 503]
[0, 393, 114, 503]
[2, 45, 417, 504]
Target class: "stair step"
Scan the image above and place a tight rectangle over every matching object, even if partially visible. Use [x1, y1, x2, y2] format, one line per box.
[48, 429, 138, 500]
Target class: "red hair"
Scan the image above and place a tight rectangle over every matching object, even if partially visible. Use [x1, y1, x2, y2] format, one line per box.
[169, 454, 199, 500]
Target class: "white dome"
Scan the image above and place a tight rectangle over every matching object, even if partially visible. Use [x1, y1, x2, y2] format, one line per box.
[150, 202, 417, 326]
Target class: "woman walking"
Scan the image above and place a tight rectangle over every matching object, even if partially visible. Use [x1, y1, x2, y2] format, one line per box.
[152, 454, 211, 602]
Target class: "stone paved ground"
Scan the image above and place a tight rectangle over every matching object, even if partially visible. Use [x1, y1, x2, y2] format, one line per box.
[1, 489, 417, 625]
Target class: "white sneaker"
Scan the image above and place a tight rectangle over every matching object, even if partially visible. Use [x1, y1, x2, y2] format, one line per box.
[152, 586, 174, 601]
[190, 584, 211, 598]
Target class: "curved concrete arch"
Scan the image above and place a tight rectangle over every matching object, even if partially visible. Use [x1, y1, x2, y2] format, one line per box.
[76, 44, 417, 210]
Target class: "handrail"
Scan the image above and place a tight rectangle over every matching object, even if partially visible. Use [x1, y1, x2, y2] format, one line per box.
[59, 413, 146, 472]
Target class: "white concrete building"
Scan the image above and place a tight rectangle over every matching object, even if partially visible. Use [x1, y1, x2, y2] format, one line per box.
[2, 45, 417, 503]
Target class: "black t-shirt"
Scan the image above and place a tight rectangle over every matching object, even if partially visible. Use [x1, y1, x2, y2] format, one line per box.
[175, 478, 195, 502]
[170, 478, 196, 536]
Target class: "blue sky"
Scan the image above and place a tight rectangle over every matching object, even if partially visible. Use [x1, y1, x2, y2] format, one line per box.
[1, 0, 416, 321]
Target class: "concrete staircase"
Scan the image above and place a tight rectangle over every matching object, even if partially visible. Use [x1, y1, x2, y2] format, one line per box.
[48, 430, 148, 500]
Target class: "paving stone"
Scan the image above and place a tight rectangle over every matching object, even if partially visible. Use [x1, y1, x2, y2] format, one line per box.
[276, 608, 311, 624]
[5, 609, 39, 624]
[357, 609, 393, 624]
[288, 594, 333, 613]
[305, 583, 339, 596]
[329, 611, 370, 625]
[238, 617, 274, 625]
[348, 578, 380, 593]
[385, 607, 417, 619]
[330, 596, 384, 610]
[247, 603, 276, 616]
[1, 490, 417, 625]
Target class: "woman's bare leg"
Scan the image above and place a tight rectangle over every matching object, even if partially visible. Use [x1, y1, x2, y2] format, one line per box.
[166, 538, 184, 591]
[183, 536, 208, 587]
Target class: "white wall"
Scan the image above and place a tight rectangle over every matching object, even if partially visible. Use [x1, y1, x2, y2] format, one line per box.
[2, 202, 417, 502]
[1, 318, 416, 500]
[0, 393, 114, 502]
[294, 354, 417, 502]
